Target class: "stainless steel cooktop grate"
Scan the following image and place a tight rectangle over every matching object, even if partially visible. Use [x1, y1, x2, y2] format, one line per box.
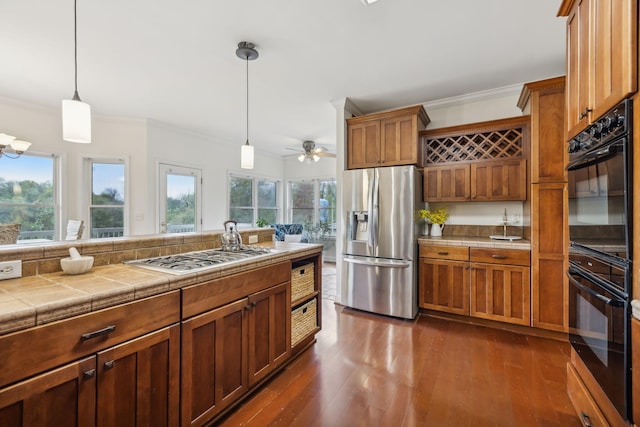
[125, 246, 272, 275]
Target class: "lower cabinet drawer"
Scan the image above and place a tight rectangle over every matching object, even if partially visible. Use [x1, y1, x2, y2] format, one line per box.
[0, 290, 180, 389]
[567, 363, 609, 427]
[470, 248, 530, 266]
[291, 298, 318, 348]
[419, 245, 469, 261]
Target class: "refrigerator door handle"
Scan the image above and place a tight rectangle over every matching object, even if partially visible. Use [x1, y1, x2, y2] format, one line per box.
[343, 255, 410, 268]
[369, 169, 379, 251]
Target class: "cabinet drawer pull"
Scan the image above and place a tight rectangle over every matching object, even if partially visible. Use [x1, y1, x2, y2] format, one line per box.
[437, 251, 449, 255]
[491, 255, 507, 259]
[83, 369, 96, 379]
[81, 325, 116, 341]
[104, 360, 115, 370]
[580, 412, 593, 427]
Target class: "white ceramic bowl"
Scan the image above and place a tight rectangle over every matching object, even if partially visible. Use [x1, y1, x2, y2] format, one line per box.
[60, 256, 94, 275]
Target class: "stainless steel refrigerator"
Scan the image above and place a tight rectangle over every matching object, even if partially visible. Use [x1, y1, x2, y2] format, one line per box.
[341, 165, 421, 319]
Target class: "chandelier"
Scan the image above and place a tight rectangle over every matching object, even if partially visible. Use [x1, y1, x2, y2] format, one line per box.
[0, 134, 31, 159]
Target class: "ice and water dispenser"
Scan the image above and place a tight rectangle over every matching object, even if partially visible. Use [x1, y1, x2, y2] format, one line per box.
[348, 211, 369, 242]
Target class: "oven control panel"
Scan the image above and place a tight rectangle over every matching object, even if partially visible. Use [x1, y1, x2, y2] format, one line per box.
[569, 99, 631, 154]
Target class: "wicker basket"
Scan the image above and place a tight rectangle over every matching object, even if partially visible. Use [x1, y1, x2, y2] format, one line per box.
[291, 298, 317, 347]
[0, 223, 21, 245]
[291, 263, 314, 302]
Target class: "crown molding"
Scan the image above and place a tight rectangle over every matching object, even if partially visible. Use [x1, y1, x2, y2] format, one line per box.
[422, 83, 524, 111]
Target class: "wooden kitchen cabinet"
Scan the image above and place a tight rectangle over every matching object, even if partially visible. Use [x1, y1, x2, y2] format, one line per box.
[423, 159, 526, 202]
[0, 322, 180, 427]
[419, 259, 470, 315]
[346, 105, 429, 169]
[518, 76, 566, 184]
[181, 298, 249, 427]
[180, 262, 293, 427]
[423, 164, 470, 202]
[97, 324, 180, 427]
[470, 158, 527, 201]
[248, 282, 291, 386]
[469, 248, 531, 326]
[531, 183, 568, 332]
[559, 0, 637, 140]
[0, 356, 96, 427]
[419, 245, 470, 315]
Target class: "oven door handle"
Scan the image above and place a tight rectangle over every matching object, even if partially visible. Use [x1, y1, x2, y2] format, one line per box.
[567, 140, 622, 171]
[567, 271, 624, 307]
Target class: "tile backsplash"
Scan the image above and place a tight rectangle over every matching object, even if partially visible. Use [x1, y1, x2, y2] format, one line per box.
[0, 228, 275, 277]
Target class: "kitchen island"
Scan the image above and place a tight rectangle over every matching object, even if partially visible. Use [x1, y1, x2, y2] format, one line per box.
[0, 233, 322, 426]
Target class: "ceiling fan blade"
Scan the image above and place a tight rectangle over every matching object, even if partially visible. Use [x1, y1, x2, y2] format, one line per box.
[317, 152, 336, 158]
[285, 147, 303, 152]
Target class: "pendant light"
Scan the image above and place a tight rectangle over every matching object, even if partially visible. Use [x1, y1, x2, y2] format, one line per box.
[62, 0, 91, 144]
[236, 42, 258, 169]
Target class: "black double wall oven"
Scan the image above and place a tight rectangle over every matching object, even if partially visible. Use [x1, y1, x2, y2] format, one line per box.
[567, 99, 633, 421]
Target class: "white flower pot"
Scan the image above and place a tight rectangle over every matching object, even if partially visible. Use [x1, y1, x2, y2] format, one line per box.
[430, 223, 443, 237]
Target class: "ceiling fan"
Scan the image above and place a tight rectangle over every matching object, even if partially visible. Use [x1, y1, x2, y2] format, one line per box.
[287, 140, 336, 163]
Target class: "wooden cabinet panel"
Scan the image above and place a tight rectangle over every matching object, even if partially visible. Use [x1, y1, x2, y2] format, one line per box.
[0, 357, 95, 427]
[469, 248, 530, 267]
[248, 283, 291, 386]
[423, 165, 470, 202]
[419, 259, 469, 315]
[566, 362, 609, 427]
[347, 120, 380, 169]
[470, 263, 531, 326]
[419, 245, 469, 262]
[381, 115, 419, 166]
[565, 0, 591, 138]
[181, 298, 249, 427]
[471, 158, 527, 201]
[96, 324, 180, 427]
[0, 291, 180, 390]
[518, 77, 566, 183]
[531, 183, 567, 332]
[633, 318, 640, 423]
[346, 105, 429, 169]
[561, 0, 637, 139]
[182, 262, 290, 319]
[591, 0, 637, 121]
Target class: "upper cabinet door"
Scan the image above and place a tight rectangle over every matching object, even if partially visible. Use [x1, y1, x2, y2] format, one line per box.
[565, 0, 591, 138]
[347, 120, 380, 169]
[470, 158, 527, 201]
[591, 0, 637, 119]
[380, 115, 418, 166]
[423, 164, 470, 202]
[562, 0, 637, 139]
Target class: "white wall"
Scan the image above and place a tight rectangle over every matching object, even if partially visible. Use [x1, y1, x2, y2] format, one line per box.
[0, 96, 284, 238]
[0, 96, 150, 236]
[147, 121, 284, 232]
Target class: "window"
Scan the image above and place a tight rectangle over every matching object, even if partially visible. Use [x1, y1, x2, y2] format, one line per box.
[159, 164, 201, 234]
[229, 174, 279, 227]
[288, 179, 336, 236]
[89, 160, 125, 238]
[0, 153, 57, 242]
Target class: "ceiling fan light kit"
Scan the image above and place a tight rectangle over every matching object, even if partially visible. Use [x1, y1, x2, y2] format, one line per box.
[62, 0, 92, 144]
[236, 41, 258, 169]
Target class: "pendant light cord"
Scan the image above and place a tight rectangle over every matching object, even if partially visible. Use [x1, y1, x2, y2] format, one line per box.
[73, 0, 80, 101]
[245, 57, 249, 143]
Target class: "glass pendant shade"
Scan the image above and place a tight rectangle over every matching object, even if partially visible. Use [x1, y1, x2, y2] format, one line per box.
[241, 141, 254, 169]
[62, 98, 92, 143]
[10, 140, 32, 153]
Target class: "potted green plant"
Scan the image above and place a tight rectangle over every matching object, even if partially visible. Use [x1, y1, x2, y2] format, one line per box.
[255, 218, 269, 228]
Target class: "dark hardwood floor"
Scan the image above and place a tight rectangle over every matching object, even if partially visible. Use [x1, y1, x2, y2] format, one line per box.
[216, 295, 579, 426]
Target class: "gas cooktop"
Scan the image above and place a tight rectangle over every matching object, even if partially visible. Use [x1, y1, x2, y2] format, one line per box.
[125, 246, 273, 275]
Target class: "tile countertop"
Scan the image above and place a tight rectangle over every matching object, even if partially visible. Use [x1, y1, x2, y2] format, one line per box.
[418, 235, 531, 250]
[0, 241, 322, 336]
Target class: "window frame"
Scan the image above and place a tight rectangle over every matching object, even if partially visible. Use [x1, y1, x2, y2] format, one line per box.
[0, 151, 59, 242]
[85, 157, 128, 239]
[287, 177, 337, 236]
[228, 173, 281, 228]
